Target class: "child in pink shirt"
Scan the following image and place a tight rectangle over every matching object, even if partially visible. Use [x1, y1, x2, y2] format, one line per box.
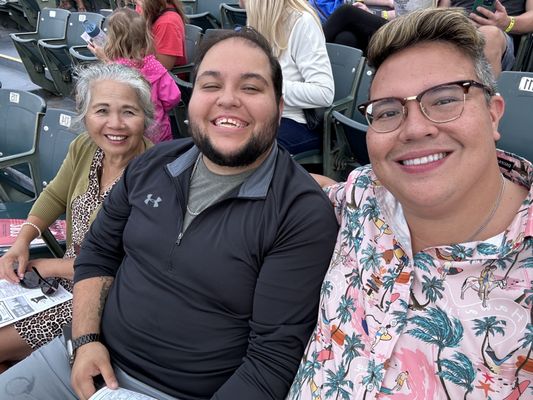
[89, 8, 181, 142]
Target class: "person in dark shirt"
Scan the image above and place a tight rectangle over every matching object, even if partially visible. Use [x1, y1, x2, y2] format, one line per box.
[0, 27, 338, 400]
[440, 0, 533, 76]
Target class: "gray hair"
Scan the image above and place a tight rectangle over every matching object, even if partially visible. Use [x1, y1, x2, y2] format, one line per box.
[367, 8, 496, 101]
[73, 63, 155, 130]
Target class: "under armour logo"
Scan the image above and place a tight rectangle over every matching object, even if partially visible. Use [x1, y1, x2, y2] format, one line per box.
[144, 194, 162, 208]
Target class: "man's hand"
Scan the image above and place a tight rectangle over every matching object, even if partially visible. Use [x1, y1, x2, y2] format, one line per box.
[71, 342, 118, 400]
[470, 0, 510, 30]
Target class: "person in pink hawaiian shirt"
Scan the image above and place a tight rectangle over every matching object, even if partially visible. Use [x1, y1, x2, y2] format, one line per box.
[289, 8, 532, 400]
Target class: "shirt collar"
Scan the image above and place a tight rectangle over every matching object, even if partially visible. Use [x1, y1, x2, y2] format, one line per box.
[166, 143, 278, 199]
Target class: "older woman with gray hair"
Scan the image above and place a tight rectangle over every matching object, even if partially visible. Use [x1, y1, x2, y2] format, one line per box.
[0, 63, 153, 372]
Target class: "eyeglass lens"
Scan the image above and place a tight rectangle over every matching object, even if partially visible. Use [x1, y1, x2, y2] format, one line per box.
[19, 266, 59, 296]
[366, 83, 466, 133]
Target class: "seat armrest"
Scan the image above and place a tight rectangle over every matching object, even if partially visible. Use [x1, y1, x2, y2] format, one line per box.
[69, 46, 97, 61]
[10, 32, 39, 43]
[38, 38, 67, 49]
[331, 110, 368, 132]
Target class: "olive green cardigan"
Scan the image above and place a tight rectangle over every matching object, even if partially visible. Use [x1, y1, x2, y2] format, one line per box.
[29, 133, 153, 248]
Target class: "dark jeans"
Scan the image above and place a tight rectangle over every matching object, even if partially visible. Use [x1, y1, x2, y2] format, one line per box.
[323, 4, 387, 54]
[277, 117, 321, 155]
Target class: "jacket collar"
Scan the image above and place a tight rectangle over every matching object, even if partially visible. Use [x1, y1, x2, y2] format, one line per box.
[166, 143, 278, 199]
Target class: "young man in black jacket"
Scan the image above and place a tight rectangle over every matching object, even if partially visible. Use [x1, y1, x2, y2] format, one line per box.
[0, 28, 338, 400]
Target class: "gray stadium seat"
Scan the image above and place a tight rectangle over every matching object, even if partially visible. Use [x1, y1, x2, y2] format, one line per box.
[0, 89, 46, 201]
[219, 3, 246, 29]
[38, 11, 104, 96]
[37, 108, 81, 194]
[496, 71, 533, 161]
[10, 8, 70, 94]
[294, 43, 365, 179]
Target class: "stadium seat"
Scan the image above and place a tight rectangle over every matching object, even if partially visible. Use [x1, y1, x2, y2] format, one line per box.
[10, 8, 70, 94]
[186, 11, 220, 32]
[294, 43, 365, 179]
[219, 3, 246, 29]
[69, 15, 110, 66]
[36, 108, 81, 194]
[37, 107, 82, 257]
[496, 71, 533, 161]
[38, 11, 104, 96]
[0, 89, 46, 202]
[196, 0, 225, 23]
[171, 23, 203, 78]
[512, 33, 533, 72]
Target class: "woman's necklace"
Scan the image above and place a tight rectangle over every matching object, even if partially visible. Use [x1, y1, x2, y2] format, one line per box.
[186, 155, 203, 216]
[99, 166, 125, 195]
[465, 173, 506, 242]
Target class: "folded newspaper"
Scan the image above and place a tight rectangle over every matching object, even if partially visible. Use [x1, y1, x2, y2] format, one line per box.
[0, 279, 72, 328]
[89, 387, 158, 400]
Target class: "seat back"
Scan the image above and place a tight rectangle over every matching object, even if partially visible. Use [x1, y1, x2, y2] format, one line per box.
[512, 33, 533, 72]
[182, 0, 197, 14]
[39, 12, 104, 96]
[321, 43, 365, 178]
[10, 8, 71, 94]
[496, 71, 533, 161]
[0, 89, 46, 159]
[186, 12, 220, 32]
[37, 108, 81, 193]
[203, 28, 232, 42]
[184, 23, 203, 64]
[196, 0, 225, 23]
[66, 12, 105, 47]
[0, 89, 46, 199]
[327, 43, 364, 108]
[352, 62, 373, 124]
[219, 3, 246, 29]
[37, 8, 71, 39]
[16, 0, 41, 29]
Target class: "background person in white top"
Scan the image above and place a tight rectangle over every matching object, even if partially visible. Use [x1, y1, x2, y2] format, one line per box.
[241, 0, 334, 155]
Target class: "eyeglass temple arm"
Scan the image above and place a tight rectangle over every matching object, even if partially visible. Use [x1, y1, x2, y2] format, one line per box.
[31, 266, 55, 289]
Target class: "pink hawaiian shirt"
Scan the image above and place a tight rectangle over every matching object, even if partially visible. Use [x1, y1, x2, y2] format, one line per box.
[288, 151, 533, 400]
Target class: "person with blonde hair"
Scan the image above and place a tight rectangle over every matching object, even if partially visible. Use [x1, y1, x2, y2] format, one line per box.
[89, 7, 181, 142]
[241, 0, 334, 155]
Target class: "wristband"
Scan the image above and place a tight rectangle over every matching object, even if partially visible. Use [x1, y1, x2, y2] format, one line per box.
[505, 16, 515, 33]
[68, 333, 100, 366]
[381, 10, 389, 20]
[21, 221, 41, 238]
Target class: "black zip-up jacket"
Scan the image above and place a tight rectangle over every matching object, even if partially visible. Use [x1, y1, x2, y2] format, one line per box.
[74, 139, 338, 399]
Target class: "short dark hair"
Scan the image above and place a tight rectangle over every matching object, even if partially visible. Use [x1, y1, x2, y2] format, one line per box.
[191, 27, 283, 105]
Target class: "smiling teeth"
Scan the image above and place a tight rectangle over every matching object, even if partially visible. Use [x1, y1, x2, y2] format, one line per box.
[107, 135, 126, 141]
[214, 117, 247, 128]
[402, 152, 447, 166]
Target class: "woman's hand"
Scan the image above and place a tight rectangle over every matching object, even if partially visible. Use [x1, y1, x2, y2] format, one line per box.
[0, 241, 30, 283]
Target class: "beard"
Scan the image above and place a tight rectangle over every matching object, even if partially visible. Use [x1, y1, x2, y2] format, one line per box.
[189, 114, 279, 168]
